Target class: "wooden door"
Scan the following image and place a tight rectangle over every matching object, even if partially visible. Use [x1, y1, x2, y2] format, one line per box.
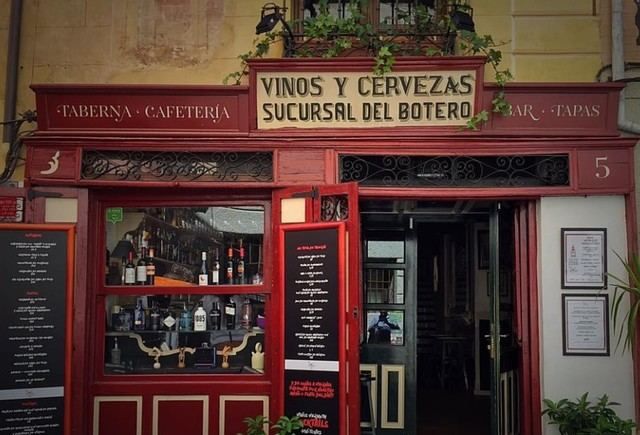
[360, 223, 416, 434]
[272, 183, 360, 435]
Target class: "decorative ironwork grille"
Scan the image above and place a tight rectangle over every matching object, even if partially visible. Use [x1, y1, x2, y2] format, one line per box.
[82, 151, 273, 182]
[321, 195, 349, 221]
[340, 154, 569, 188]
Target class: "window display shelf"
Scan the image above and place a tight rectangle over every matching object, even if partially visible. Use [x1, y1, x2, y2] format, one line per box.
[104, 293, 266, 375]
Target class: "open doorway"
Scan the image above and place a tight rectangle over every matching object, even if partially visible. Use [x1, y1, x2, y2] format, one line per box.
[360, 200, 519, 435]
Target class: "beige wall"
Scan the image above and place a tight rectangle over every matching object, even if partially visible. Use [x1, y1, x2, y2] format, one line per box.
[1, 0, 639, 181]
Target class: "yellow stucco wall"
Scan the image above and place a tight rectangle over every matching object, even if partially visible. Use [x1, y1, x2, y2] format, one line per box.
[0, 0, 636, 181]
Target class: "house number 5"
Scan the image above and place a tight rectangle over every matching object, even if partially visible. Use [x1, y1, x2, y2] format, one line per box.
[595, 156, 610, 179]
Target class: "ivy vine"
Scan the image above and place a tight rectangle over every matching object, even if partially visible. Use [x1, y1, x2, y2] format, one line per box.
[223, 0, 511, 130]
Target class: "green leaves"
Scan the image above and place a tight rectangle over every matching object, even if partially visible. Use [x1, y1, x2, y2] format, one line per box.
[243, 415, 304, 435]
[542, 393, 635, 435]
[608, 252, 640, 353]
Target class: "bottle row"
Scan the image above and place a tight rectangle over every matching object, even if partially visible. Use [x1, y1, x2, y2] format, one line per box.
[105, 294, 266, 375]
[107, 294, 265, 333]
[106, 206, 265, 286]
[108, 241, 263, 286]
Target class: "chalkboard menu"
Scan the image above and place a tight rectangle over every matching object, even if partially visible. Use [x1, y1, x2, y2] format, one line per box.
[0, 227, 71, 435]
[283, 226, 342, 435]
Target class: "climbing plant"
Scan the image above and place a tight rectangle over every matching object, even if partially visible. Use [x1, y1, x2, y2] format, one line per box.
[224, 0, 511, 130]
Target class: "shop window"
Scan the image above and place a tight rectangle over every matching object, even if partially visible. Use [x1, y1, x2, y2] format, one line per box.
[102, 205, 267, 376]
[105, 206, 264, 286]
[104, 293, 265, 375]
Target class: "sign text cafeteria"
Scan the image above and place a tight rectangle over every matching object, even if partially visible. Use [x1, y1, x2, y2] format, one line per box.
[256, 70, 476, 129]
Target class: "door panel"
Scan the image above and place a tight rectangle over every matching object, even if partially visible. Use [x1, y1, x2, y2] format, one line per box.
[273, 183, 360, 435]
[360, 225, 416, 434]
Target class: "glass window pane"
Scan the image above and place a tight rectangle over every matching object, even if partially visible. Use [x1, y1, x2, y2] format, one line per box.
[366, 310, 404, 345]
[105, 294, 265, 375]
[105, 206, 264, 286]
[365, 268, 405, 304]
[366, 240, 405, 263]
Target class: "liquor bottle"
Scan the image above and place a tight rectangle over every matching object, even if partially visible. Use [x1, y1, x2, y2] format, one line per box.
[111, 338, 122, 365]
[226, 245, 234, 284]
[237, 239, 245, 285]
[179, 302, 193, 331]
[134, 298, 146, 330]
[240, 298, 253, 329]
[136, 247, 147, 285]
[150, 301, 161, 331]
[194, 301, 207, 331]
[146, 248, 156, 285]
[209, 300, 221, 330]
[212, 249, 220, 285]
[198, 251, 209, 286]
[124, 251, 136, 285]
[162, 307, 176, 331]
[224, 297, 236, 330]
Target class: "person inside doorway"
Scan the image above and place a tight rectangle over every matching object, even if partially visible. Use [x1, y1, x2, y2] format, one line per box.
[367, 311, 400, 344]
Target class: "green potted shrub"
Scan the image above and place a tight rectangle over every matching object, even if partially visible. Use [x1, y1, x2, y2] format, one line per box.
[542, 393, 635, 435]
[243, 415, 304, 435]
[608, 252, 640, 353]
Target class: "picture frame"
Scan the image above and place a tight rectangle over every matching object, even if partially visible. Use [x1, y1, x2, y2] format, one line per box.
[561, 228, 607, 289]
[562, 294, 609, 356]
[477, 229, 489, 270]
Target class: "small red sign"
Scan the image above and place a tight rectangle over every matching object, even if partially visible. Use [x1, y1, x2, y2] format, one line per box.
[0, 197, 24, 222]
[576, 149, 631, 190]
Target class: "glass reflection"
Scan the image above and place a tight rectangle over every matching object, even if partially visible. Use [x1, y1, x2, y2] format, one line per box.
[105, 206, 264, 286]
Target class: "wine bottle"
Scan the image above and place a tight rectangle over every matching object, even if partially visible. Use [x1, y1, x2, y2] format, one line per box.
[237, 239, 245, 285]
[111, 337, 121, 365]
[212, 248, 220, 285]
[136, 247, 147, 285]
[209, 301, 221, 330]
[179, 302, 193, 331]
[198, 251, 209, 286]
[124, 251, 136, 285]
[194, 301, 207, 331]
[224, 297, 236, 330]
[162, 308, 176, 331]
[134, 298, 145, 330]
[226, 245, 234, 284]
[240, 298, 253, 329]
[150, 301, 161, 331]
[146, 248, 156, 285]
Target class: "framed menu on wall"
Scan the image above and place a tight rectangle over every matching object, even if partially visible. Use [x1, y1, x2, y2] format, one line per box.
[562, 294, 609, 356]
[561, 228, 607, 289]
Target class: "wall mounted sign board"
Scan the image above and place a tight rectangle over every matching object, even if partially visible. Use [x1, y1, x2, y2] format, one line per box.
[561, 228, 607, 289]
[0, 224, 74, 435]
[562, 294, 609, 356]
[282, 223, 345, 435]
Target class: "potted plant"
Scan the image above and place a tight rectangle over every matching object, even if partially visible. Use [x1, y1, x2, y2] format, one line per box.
[243, 415, 304, 435]
[542, 393, 635, 435]
[608, 252, 640, 353]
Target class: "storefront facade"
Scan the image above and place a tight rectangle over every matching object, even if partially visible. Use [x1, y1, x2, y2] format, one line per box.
[1, 57, 637, 435]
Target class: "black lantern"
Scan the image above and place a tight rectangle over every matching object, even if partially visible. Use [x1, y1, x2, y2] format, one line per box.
[256, 2, 295, 56]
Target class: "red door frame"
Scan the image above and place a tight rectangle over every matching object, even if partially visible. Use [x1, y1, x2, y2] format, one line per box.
[272, 183, 361, 435]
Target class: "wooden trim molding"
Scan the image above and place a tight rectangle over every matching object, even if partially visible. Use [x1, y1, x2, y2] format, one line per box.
[219, 395, 269, 435]
[152, 395, 209, 435]
[381, 364, 405, 429]
[93, 396, 142, 435]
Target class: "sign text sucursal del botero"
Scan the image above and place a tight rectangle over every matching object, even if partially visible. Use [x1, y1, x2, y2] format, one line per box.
[256, 70, 476, 129]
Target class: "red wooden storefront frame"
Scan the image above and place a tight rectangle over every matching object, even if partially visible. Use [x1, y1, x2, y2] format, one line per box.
[14, 60, 639, 434]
